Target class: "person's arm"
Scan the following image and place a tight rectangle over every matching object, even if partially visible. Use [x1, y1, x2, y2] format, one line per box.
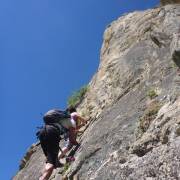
[77, 115, 87, 125]
[75, 114, 87, 130]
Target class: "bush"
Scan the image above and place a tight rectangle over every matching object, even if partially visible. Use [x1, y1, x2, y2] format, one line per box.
[147, 88, 158, 99]
[136, 100, 162, 139]
[67, 85, 88, 107]
[62, 163, 70, 174]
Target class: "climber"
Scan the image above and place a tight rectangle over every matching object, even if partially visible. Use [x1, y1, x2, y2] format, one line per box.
[58, 106, 87, 160]
[37, 109, 71, 180]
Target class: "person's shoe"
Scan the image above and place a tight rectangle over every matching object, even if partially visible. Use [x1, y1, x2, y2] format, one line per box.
[56, 162, 64, 168]
[56, 160, 64, 168]
[66, 156, 75, 162]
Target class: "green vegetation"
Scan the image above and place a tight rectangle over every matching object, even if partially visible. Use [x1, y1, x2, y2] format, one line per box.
[61, 162, 70, 175]
[67, 85, 88, 107]
[170, 61, 178, 68]
[147, 88, 158, 99]
[136, 100, 162, 139]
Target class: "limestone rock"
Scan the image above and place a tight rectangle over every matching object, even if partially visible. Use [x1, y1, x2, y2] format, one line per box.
[171, 33, 180, 67]
[13, 4, 180, 180]
[161, 0, 180, 5]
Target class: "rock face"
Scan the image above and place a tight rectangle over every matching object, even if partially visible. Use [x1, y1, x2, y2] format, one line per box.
[161, 0, 180, 5]
[14, 4, 180, 180]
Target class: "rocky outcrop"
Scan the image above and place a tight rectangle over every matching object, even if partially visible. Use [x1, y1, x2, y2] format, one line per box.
[14, 144, 46, 180]
[19, 143, 39, 170]
[161, 0, 180, 5]
[14, 4, 180, 180]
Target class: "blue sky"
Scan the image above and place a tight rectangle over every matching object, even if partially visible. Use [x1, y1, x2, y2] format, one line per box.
[0, 0, 159, 179]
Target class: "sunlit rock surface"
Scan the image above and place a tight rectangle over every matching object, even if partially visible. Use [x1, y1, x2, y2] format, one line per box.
[14, 4, 180, 180]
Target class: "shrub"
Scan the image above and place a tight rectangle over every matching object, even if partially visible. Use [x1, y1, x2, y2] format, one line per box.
[67, 85, 88, 107]
[62, 163, 70, 174]
[147, 88, 158, 99]
[170, 61, 178, 68]
[136, 100, 162, 139]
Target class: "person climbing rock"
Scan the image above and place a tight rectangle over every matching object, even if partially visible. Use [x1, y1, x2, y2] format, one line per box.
[37, 109, 71, 180]
[58, 106, 87, 160]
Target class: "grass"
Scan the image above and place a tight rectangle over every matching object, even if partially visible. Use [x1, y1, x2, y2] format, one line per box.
[170, 61, 178, 68]
[136, 100, 162, 138]
[67, 85, 88, 107]
[147, 88, 158, 99]
[62, 163, 70, 174]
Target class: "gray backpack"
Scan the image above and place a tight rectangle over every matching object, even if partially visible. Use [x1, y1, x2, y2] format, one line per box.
[43, 109, 70, 125]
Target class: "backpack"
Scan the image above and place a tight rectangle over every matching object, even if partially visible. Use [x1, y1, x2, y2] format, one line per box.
[36, 109, 70, 141]
[43, 109, 70, 125]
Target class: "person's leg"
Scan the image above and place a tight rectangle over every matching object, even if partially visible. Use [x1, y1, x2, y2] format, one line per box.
[40, 140, 48, 157]
[58, 134, 78, 159]
[39, 129, 48, 157]
[39, 163, 54, 180]
[68, 129, 78, 146]
[58, 128, 79, 159]
[58, 146, 69, 159]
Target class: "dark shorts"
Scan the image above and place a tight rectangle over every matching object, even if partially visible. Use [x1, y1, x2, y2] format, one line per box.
[39, 125, 61, 168]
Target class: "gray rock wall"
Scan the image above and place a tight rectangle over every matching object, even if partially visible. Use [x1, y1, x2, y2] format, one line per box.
[14, 4, 180, 180]
[161, 0, 180, 5]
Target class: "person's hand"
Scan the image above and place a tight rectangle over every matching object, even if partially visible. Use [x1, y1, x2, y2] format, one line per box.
[84, 120, 88, 125]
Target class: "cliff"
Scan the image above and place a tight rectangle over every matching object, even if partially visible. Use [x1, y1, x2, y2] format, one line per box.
[161, 0, 180, 5]
[14, 3, 180, 180]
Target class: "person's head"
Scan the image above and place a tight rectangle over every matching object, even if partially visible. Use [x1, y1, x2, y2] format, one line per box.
[67, 106, 77, 113]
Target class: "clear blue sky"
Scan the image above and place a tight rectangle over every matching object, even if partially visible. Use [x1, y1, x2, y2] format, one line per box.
[0, 0, 159, 179]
